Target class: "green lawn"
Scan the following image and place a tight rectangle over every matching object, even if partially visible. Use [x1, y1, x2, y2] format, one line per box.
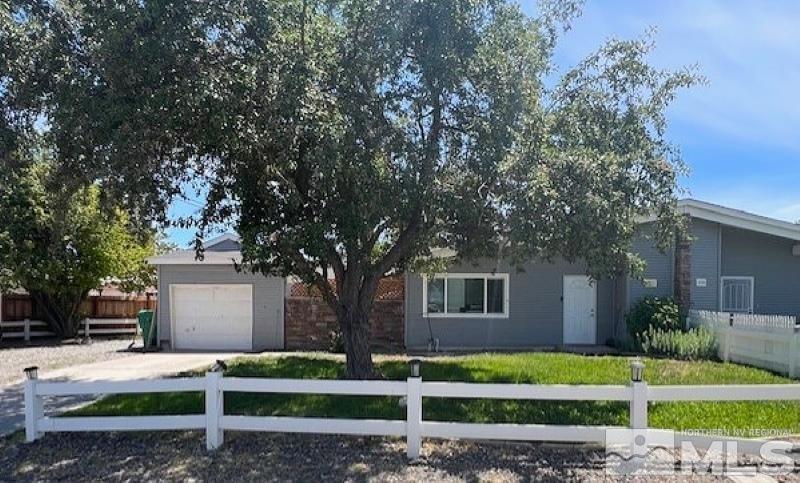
[72, 353, 800, 434]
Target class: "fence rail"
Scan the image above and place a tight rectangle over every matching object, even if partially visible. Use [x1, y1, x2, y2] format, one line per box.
[23, 362, 798, 459]
[688, 310, 800, 377]
[1, 318, 139, 341]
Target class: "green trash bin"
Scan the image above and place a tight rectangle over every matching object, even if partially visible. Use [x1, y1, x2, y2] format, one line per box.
[137, 309, 157, 349]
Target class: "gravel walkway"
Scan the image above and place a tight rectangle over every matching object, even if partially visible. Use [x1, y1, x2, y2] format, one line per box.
[0, 431, 784, 482]
[0, 338, 133, 387]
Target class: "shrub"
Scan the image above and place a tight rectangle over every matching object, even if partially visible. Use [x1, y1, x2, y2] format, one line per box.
[626, 297, 683, 338]
[638, 326, 718, 361]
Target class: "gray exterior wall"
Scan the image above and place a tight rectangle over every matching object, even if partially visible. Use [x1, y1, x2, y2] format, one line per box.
[156, 264, 285, 351]
[404, 258, 615, 350]
[689, 219, 720, 311]
[626, 223, 674, 310]
[626, 218, 800, 317]
[721, 226, 800, 316]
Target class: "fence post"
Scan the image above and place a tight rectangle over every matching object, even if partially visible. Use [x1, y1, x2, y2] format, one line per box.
[24, 366, 43, 442]
[205, 361, 226, 450]
[24, 318, 30, 344]
[84, 318, 92, 344]
[720, 314, 733, 362]
[790, 330, 798, 379]
[629, 359, 648, 457]
[406, 359, 422, 460]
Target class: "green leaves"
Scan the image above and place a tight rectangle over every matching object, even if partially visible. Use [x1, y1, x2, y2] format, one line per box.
[0, 159, 156, 334]
[5, 0, 699, 363]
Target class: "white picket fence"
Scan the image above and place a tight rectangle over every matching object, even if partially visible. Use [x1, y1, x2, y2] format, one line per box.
[688, 310, 800, 377]
[23, 364, 800, 458]
[1, 318, 138, 341]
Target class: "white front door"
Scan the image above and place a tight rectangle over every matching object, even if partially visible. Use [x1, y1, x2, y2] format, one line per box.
[171, 284, 253, 351]
[563, 275, 597, 345]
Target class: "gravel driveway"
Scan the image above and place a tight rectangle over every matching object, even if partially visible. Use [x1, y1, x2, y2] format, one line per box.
[0, 338, 133, 387]
[0, 431, 766, 482]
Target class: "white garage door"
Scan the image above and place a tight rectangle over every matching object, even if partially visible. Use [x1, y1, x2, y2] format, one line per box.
[171, 284, 253, 350]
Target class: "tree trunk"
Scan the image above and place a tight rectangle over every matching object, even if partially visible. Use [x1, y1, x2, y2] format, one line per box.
[337, 300, 377, 379]
[29, 290, 86, 339]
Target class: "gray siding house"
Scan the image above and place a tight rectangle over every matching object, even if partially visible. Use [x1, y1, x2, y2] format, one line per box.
[626, 199, 800, 317]
[149, 199, 800, 352]
[404, 199, 800, 351]
[149, 234, 285, 351]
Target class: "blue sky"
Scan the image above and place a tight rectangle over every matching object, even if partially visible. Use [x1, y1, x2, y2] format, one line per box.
[529, 0, 800, 220]
[167, 0, 800, 246]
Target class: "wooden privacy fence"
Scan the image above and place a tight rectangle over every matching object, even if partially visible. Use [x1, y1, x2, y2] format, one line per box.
[1, 293, 155, 340]
[1, 294, 155, 321]
[688, 310, 800, 378]
[23, 362, 796, 458]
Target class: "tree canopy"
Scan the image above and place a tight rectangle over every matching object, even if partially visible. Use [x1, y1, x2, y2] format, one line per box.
[0, 157, 157, 337]
[2, 0, 699, 376]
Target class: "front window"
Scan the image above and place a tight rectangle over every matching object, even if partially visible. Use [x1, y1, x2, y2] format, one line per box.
[423, 274, 509, 317]
[721, 276, 754, 313]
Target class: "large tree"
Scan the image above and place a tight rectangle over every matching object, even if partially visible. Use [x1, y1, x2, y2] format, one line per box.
[0, 158, 157, 338]
[6, 0, 699, 377]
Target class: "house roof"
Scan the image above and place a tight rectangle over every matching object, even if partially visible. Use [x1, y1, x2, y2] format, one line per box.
[677, 199, 800, 242]
[147, 233, 242, 265]
[150, 199, 800, 266]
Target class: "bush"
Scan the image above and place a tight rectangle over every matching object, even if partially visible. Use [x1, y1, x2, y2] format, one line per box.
[638, 326, 718, 361]
[626, 297, 683, 338]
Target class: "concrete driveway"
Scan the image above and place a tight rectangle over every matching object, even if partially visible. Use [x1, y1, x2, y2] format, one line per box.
[0, 352, 241, 436]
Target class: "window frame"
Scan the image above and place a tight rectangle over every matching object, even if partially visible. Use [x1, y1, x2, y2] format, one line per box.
[422, 273, 510, 319]
[719, 276, 755, 314]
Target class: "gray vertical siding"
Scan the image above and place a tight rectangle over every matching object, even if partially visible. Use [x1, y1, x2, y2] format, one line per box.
[627, 223, 674, 310]
[689, 219, 720, 311]
[157, 264, 285, 351]
[404, 258, 614, 350]
[721, 227, 800, 316]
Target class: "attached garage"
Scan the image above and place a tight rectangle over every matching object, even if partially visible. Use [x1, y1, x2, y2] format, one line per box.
[171, 285, 253, 350]
[149, 234, 285, 352]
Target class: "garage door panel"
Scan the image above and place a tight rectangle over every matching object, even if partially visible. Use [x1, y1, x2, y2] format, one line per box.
[171, 285, 253, 350]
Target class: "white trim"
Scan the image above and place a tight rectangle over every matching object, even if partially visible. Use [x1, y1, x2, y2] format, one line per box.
[148, 250, 242, 265]
[422, 273, 510, 319]
[148, 233, 241, 265]
[719, 276, 755, 314]
[679, 199, 800, 241]
[639, 199, 800, 241]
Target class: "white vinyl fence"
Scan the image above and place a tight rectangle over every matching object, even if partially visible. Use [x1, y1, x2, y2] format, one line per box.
[1, 318, 138, 341]
[23, 362, 800, 458]
[688, 310, 800, 377]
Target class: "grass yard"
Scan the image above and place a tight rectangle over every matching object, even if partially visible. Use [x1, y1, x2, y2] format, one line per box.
[73, 353, 800, 435]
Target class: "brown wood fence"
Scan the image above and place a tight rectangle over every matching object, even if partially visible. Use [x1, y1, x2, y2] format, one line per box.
[1, 294, 157, 322]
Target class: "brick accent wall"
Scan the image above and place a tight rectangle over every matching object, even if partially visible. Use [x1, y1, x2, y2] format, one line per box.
[285, 297, 404, 350]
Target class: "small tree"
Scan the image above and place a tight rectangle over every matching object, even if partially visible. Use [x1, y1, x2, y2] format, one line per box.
[7, 0, 699, 376]
[0, 160, 156, 338]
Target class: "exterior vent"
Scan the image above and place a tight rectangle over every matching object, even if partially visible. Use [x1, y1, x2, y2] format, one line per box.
[794, 244, 800, 256]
